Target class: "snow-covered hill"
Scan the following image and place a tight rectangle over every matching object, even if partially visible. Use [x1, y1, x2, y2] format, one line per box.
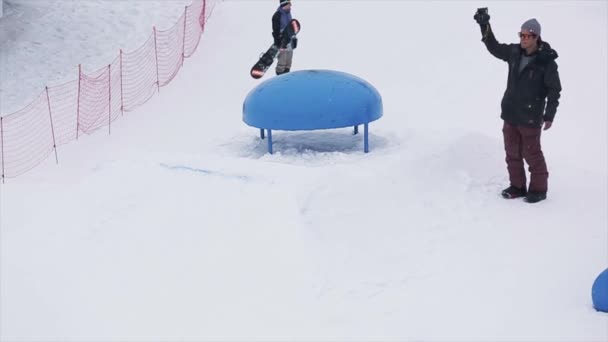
[1, 1, 606, 340]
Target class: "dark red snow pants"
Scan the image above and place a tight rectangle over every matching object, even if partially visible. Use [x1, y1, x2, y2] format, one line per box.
[502, 121, 548, 192]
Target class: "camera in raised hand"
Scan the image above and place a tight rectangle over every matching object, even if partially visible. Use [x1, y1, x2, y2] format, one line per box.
[474, 7, 490, 25]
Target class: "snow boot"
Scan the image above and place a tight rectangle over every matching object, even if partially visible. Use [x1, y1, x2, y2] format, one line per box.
[524, 191, 547, 203]
[501, 185, 527, 199]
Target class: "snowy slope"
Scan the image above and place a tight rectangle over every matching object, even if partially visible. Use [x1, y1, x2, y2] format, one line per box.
[0, 0, 191, 114]
[1, 0, 607, 340]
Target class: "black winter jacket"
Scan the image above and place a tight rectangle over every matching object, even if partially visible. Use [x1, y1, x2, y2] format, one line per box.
[272, 11, 282, 46]
[481, 24, 562, 127]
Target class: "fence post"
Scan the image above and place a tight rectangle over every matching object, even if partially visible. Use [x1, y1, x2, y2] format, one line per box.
[153, 26, 161, 91]
[45, 86, 59, 164]
[77, 64, 82, 140]
[120, 49, 124, 115]
[182, 5, 187, 65]
[1, 117, 4, 183]
[108, 64, 112, 135]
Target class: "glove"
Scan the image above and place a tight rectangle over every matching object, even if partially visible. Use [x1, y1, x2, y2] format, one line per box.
[473, 8, 490, 25]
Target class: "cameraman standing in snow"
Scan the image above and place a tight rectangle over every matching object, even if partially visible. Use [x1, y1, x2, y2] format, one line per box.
[475, 8, 562, 203]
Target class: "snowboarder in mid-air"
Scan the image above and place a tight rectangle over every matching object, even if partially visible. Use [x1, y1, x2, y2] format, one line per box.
[250, 0, 300, 79]
[272, 0, 296, 75]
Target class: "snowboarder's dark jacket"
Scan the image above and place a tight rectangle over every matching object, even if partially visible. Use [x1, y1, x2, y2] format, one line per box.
[272, 7, 291, 47]
[481, 24, 562, 128]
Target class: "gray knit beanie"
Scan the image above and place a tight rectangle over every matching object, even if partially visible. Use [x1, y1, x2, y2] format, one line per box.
[521, 18, 541, 36]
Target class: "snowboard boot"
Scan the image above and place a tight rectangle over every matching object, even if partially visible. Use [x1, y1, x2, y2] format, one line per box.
[276, 68, 290, 75]
[524, 191, 547, 203]
[501, 185, 527, 199]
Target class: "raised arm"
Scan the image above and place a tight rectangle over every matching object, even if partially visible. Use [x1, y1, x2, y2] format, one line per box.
[474, 8, 512, 62]
[480, 24, 513, 62]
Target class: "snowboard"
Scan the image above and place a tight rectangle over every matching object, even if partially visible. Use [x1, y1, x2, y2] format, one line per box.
[250, 19, 301, 79]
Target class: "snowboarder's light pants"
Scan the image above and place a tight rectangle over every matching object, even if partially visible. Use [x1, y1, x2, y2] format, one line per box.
[276, 45, 293, 75]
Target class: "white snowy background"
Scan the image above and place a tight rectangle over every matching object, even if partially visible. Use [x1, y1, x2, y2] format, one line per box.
[1, 0, 607, 341]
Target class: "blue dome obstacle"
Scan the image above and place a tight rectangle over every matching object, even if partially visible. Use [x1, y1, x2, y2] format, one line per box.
[243, 70, 383, 154]
[592, 268, 608, 312]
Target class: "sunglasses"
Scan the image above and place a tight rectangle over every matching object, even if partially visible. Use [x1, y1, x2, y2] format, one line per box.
[518, 32, 538, 39]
